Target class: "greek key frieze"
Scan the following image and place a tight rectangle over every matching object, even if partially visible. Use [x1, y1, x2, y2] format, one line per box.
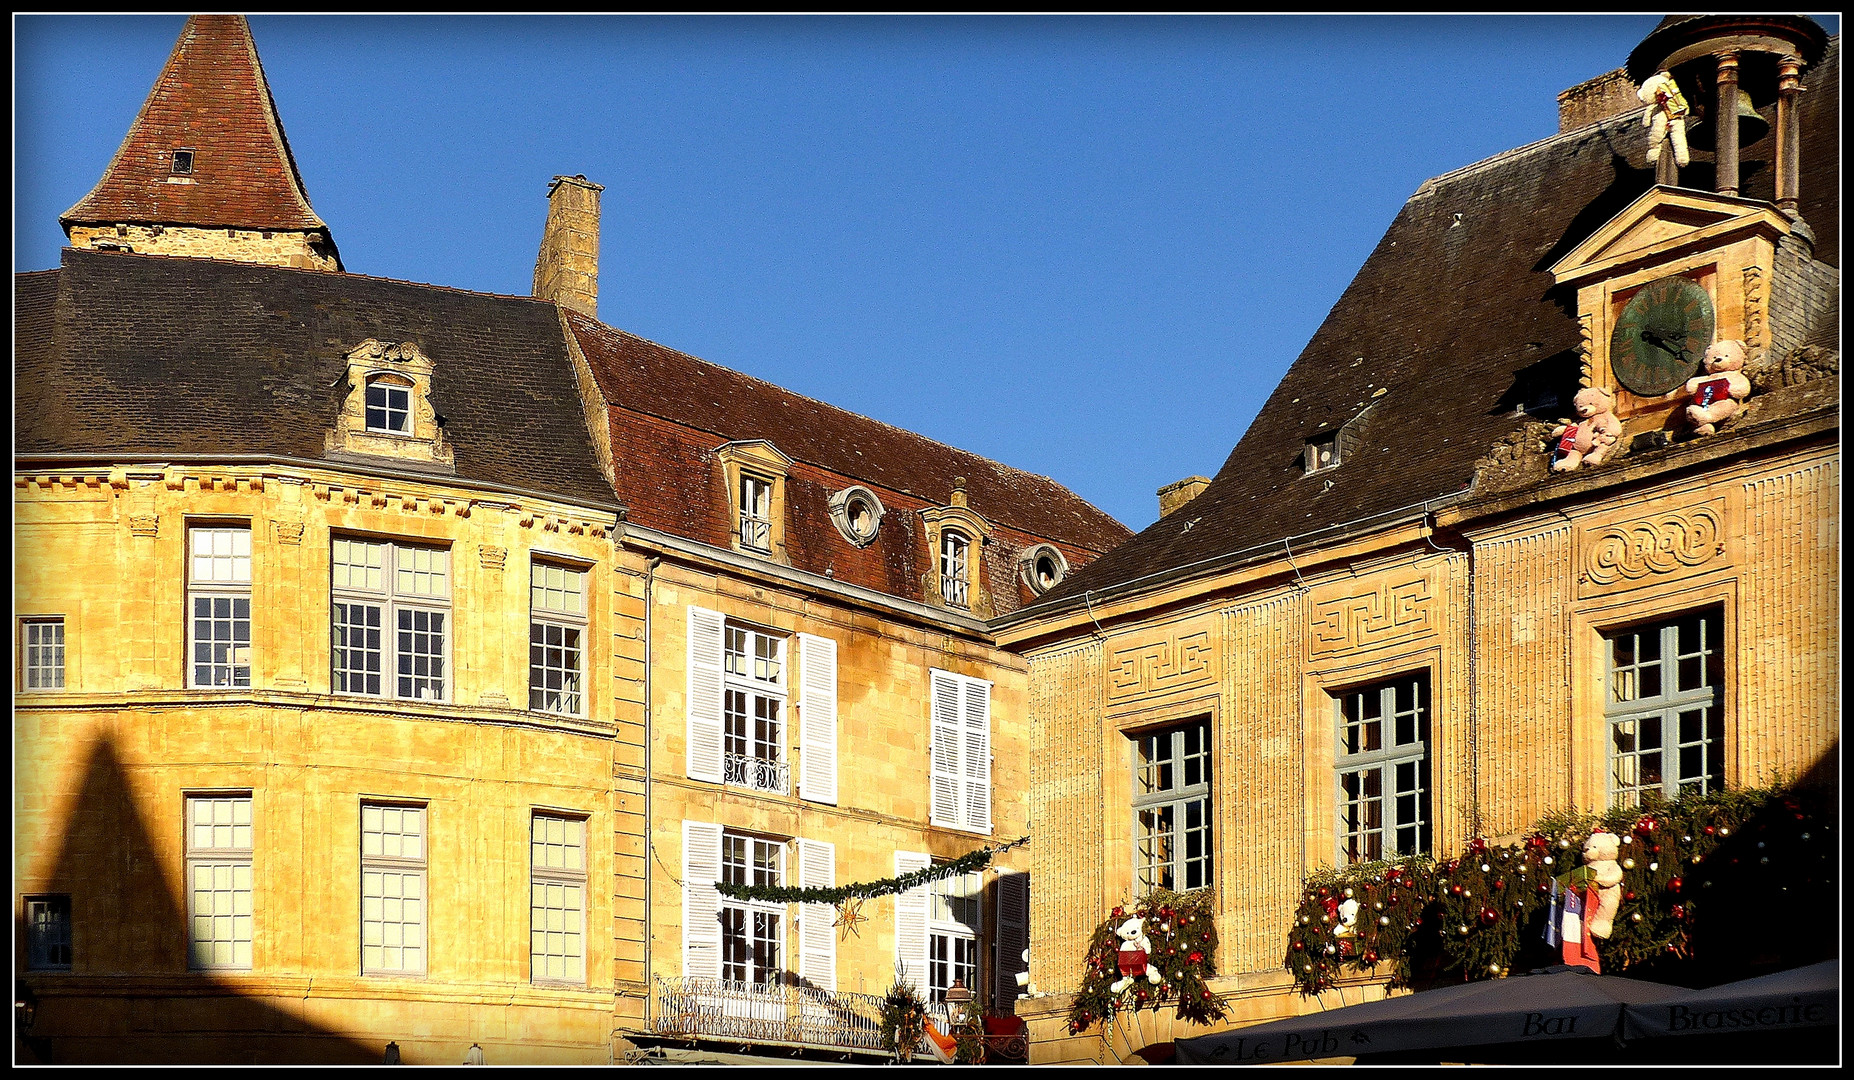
[1107, 631, 1214, 701]
[1580, 505, 1726, 592]
[1309, 576, 1435, 657]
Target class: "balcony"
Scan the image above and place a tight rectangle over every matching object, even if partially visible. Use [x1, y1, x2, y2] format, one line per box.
[649, 977, 953, 1056]
[724, 753, 790, 795]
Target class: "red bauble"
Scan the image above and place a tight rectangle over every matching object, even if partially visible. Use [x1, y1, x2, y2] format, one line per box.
[1703, 826, 1716, 836]
[1478, 907, 1498, 925]
[1670, 878, 1684, 892]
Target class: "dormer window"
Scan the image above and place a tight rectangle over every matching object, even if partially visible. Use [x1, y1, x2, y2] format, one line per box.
[171, 149, 195, 176]
[940, 530, 971, 609]
[828, 486, 885, 547]
[739, 474, 773, 554]
[365, 375, 413, 434]
[1019, 543, 1069, 596]
[1305, 431, 1340, 474]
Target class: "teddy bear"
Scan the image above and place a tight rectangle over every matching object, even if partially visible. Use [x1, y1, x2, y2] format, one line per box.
[1580, 831, 1625, 939]
[1683, 339, 1753, 436]
[1107, 915, 1162, 995]
[1639, 70, 1691, 167]
[1549, 386, 1622, 471]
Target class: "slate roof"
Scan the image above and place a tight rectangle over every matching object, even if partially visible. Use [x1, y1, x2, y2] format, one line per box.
[60, 15, 330, 239]
[16, 248, 617, 512]
[1018, 36, 1839, 618]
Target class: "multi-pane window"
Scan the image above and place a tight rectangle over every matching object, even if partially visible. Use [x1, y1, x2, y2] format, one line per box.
[531, 814, 587, 985]
[189, 526, 252, 688]
[940, 531, 971, 608]
[186, 795, 253, 970]
[723, 624, 788, 794]
[928, 868, 982, 1003]
[21, 617, 66, 690]
[719, 832, 784, 984]
[530, 562, 587, 715]
[739, 474, 773, 554]
[331, 538, 450, 702]
[1133, 720, 1213, 892]
[1335, 673, 1430, 864]
[361, 803, 426, 975]
[26, 895, 73, 971]
[365, 376, 412, 433]
[1607, 610, 1725, 807]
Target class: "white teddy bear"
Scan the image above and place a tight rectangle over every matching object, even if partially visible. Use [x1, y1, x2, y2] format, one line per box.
[1684, 339, 1753, 436]
[1107, 915, 1163, 995]
[1581, 832, 1625, 939]
[1639, 70, 1691, 168]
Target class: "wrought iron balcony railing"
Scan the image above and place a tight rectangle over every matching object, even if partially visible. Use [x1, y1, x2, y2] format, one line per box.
[649, 977, 954, 1056]
[724, 752, 790, 794]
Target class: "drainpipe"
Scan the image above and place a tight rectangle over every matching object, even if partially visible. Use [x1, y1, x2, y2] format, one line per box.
[642, 556, 660, 1030]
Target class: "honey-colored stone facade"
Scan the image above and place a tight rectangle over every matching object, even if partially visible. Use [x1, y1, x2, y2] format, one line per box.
[1001, 438, 1837, 1063]
[14, 463, 636, 1064]
[65, 224, 338, 271]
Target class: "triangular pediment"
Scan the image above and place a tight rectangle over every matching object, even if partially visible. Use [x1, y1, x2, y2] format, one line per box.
[1550, 186, 1790, 287]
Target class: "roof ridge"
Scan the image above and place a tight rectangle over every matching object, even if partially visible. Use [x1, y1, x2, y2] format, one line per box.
[1412, 108, 1637, 199]
[561, 309, 1093, 498]
[60, 246, 559, 306]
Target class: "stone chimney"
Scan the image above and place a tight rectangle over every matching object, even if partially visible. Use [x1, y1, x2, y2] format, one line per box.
[1556, 68, 1639, 132]
[1157, 476, 1210, 518]
[533, 175, 603, 318]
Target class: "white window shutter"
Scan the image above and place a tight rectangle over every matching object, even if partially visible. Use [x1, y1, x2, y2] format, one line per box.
[686, 606, 725, 783]
[682, 820, 724, 979]
[994, 869, 1029, 1011]
[928, 670, 961, 828]
[795, 838, 837, 992]
[894, 851, 932, 990]
[961, 676, 993, 834]
[796, 633, 839, 805]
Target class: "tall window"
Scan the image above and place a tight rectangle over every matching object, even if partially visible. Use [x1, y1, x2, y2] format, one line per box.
[940, 530, 971, 608]
[531, 814, 587, 985]
[332, 538, 450, 702]
[1607, 610, 1725, 807]
[1133, 720, 1212, 892]
[21, 617, 65, 690]
[365, 375, 413, 434]
[1335, 673, 1430, 864]
[720, 832, 784, 984]
[361, 803, 427, 975]
[186, 794, 253, 970]
[723, 624, 787, 793]
[739, 474, 773, 554]
[26, 895, 73, 971]
[530, 562, 586, 715]
[929, 670, 993, 833]
[189, 526, 252, 688]
[928, 867, 982, 1003]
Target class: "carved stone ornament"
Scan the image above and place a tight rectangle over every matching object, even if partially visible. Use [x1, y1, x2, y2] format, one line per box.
[1581, 505, 1726, 592]
[324, 339, 454, 468]
[1309, 574, 1436, 659]
[1107, 630, 1214, 702]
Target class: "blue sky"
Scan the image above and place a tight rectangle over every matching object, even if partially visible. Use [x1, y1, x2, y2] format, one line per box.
[14, 15, 1837, 529]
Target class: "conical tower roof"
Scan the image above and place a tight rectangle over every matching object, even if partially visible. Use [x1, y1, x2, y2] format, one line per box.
[61, 15, 331, 237]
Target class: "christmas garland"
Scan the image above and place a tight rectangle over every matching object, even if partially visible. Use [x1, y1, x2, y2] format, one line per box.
[1286, 784, 1834, 995]
[1067, 889, 1229, 1035]
[714, 836, 1029, 904]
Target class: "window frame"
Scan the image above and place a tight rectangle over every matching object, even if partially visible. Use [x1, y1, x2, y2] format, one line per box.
[364, 374, 415, 435]
[530, 812, 589, 987]
[738, 471, 775, 555]
[722, 622, 789, 795]
[529, 559, 589, 717]
[927, 865, 983, 1004]
[1131, 718, 1214, 893]
[170, 147, 195, 175]
[718, 831, 786, 985]
[939, 529, 972, 609]
[25, 894, 73, 972]
[1333, 672, 1431, 866]
[1305, 431, 1341, 473]
[360, 800, 429, 977]
[20, 616, 66, 691]
[185, 792, 254, 972]
[330, 537, 453, 703]
[187, 524, 253, 690]
[1604, 608, 1726, 807]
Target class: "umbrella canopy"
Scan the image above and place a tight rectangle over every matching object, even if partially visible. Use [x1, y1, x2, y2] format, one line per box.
[1621, 959, 1838, 1041]
[1174, 967, 1688, 1065]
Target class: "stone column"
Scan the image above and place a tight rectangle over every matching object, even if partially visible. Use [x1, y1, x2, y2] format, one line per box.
[1775, 55, 1804, 214]
[1714, 52, 1740, 197]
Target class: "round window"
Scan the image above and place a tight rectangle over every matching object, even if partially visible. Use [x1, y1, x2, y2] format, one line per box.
[1020, 544, 1068, 595]
[829, 486, 885, 547]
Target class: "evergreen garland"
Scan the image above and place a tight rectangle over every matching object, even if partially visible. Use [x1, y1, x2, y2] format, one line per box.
[1285, 784, 1834, 995]
[1066, 889, 1229, 1035]
[713, 836, 1028, 904]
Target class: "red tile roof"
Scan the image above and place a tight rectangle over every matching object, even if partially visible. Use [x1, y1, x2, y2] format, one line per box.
[60, 15, 329, 236]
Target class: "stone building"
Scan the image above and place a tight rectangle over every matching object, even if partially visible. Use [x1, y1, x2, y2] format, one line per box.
[992, 16, 1838, 1064]
[14, 15, 1128, 1064]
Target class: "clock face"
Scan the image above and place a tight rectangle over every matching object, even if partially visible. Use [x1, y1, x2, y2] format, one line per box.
[1610, 276, 1714, 397]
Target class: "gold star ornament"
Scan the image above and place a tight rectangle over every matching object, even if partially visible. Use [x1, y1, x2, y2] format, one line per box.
[833, 897, 869, 940]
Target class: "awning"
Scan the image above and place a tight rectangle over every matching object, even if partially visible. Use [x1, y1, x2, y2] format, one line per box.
[1621, 959, 1838, 1041]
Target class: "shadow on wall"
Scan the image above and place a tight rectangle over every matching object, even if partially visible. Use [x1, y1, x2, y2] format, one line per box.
[15, 736, 379, 1065]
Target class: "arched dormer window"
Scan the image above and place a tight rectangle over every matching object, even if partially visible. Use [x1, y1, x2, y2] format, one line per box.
[940, 529, 971, 609]
[365, 374, 414, 434]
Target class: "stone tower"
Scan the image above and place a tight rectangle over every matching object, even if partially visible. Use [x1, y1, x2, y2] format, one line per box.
[60, 14, 342, 271]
